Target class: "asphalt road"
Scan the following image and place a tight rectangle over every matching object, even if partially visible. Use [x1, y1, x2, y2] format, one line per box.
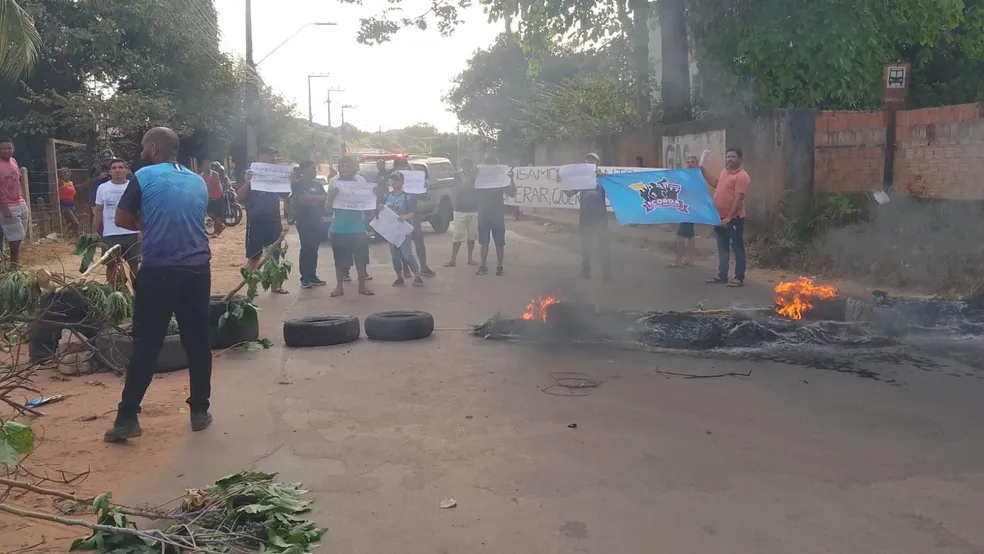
[125, 220, 984, 554]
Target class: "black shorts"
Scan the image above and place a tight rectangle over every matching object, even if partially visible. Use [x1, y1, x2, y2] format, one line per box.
[245, 216, 282, 260]
[331, 232, 370, 270]
[102, 233, 141, 265]
[676, 222, 695, 238]
[207, 198, 226, 219]
[478, 215, 505, 247]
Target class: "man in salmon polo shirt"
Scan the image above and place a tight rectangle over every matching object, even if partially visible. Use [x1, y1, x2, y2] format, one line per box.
[0, 138, 29, 266]
[702, 147, 751, 287]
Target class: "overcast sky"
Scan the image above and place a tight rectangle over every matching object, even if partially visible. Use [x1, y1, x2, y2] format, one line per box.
[214, 0, 502, 133]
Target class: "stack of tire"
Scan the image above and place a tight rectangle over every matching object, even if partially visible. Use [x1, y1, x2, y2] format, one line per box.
[283, 311, 434, 347]
[91, 295, 260, 374]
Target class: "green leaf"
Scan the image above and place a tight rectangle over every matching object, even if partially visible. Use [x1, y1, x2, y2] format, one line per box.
[0, 440, 21, 468]
[2, 421, 34, 454]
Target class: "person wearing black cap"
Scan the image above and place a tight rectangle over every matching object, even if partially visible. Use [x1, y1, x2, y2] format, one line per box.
[237, 146, 288, 294]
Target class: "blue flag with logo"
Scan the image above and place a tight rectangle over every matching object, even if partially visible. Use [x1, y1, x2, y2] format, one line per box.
[599, 168, 721, 226]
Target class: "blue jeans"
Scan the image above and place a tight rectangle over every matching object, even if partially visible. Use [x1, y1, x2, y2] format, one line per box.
[714, 217, 745, 282]
[389, 236, 419, 275]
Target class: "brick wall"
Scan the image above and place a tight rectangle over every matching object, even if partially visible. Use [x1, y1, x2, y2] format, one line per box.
[814, 103, 984, 198]
[814, 111, 887, 193]
[895, 103, 984, 199]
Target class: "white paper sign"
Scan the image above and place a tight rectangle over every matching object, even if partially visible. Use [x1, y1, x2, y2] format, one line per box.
[475, 164, 512, 189]
[369, 205, 414, 246]
[249, 162, 292, 193]
[699, 150, 710, 167]
[397, 170, 426, 195]
[557, 163, 598, 191]
[332, 180, 377, 211]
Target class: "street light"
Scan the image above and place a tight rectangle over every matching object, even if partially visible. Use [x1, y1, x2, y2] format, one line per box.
[256, 22, 336, 66]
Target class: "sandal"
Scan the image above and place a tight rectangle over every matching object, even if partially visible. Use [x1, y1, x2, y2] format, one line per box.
[330, 289, 344, 298]
[359, 288, 375, 295]
[392, 278, 405, 287]
[443, 261, 456, 267]
[727, 279, 744, 288]
[706, 277, 727, 284]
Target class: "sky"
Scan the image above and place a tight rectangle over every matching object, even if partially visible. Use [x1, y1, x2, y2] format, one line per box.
[214, 0, 503, 133]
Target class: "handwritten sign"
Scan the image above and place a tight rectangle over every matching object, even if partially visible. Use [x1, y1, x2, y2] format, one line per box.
[506, 166, 655, 210]
[332, 180, 377, 211]
[369, 205, 414, 246]
[475, 164, 512, 189]
[399, 170, 426, 194]
[249, 162, 292, 193]
[558, 164, 598, 191]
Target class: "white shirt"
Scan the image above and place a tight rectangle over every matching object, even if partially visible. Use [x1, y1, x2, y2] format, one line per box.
[95, 181, 138, 237]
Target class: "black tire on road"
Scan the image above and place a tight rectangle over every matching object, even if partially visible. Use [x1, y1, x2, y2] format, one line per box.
[94, 329, 188, 374]
[283, 315, 361, 347]
[208, 295, 260, 349]
[364, 311, 435, 341]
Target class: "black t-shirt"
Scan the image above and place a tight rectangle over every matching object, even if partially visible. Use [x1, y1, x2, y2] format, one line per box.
[476, 184, 516, 218]
[290, 178, 327, 223]
[455, 187, 479, 213]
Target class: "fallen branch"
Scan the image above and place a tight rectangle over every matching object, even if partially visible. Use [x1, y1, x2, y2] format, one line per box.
[78, 244, 121, 280]
[223, 225, 291, 302]
[655, 369, 752, 379]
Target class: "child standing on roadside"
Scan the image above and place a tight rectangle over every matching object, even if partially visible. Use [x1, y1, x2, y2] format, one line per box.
[382, 171, 424, 287]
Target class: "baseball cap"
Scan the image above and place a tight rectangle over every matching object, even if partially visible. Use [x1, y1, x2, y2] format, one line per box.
[99, 148, 115, 160]
[389, 171, 405, 182]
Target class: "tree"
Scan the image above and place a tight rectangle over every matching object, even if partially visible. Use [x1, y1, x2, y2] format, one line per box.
[689, 0, 984, 112]
[0, 0, 42, 78]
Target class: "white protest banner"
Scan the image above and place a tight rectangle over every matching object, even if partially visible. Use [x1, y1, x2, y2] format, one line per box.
[249, 162, 292, 193]
[475, 164, 512, 189]
[399, 170, 426, 194]
[332, 180, 377, 211]
[557, 163, 598, 191]
[369, 205, 414, 247]
[506, 166, 659, 210]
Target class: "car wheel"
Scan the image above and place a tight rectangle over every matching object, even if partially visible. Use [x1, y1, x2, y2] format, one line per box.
[429, 199, 453, 234]
[364, 311, 434, 341]
[283, 315, 361, 347]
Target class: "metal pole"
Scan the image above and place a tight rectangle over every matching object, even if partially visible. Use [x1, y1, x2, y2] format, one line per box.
[307, 75, 313, 123]
[245, 0, 257, 162]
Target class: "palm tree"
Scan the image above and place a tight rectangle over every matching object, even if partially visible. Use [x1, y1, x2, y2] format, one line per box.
[0, 0, 42, 79]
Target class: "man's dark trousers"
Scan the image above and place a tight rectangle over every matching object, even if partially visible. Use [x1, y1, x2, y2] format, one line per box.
[118, 265, 212, 416]
[296, 219, 322, 282]
[714, 217, 746, 282]
[580, 223, 610, 277]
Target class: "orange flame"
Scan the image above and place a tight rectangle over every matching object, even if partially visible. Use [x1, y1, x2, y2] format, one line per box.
[774, 277, 837, 320]
[522, 295, 560, 322]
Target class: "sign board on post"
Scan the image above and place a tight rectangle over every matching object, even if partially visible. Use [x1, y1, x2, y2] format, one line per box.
[881, 62, 910, 109]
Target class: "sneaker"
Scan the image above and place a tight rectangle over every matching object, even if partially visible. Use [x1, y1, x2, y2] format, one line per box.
[342, 274, 352, 282]
[300, 281, 314, 289]
[104, 414, 142, 443]
[476, 266, 488, 275]
[310, 278, 328, 287]
[420, 267, 437, 278]
[495, 266, 504, 276]
[190, 411, 212, 432]
[413, 276, 424, 286]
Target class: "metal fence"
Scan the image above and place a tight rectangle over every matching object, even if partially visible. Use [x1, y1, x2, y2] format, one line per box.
[22, 168, 94, 240]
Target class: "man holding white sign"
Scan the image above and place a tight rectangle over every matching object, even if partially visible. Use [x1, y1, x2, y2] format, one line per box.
[563, 152, 610, 280]
[475, 156, 517, 276]
[326, 156, 374, 297]
[238, 146, 288, 294]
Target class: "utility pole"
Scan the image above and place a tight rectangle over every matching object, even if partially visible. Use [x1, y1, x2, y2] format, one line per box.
[245, 0, 257, 163]
[307, 74, 331, 123]
[325, 88, 345, 128]
[340, 104, 355, 154]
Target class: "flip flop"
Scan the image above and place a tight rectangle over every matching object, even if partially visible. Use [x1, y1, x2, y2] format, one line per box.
[727, 279, 744, 288]
[273, 288, 289, 294]
[359, 289, 375, 295]
[330, 290, 344, 297]
[443, 261, 456, 267]
[668, 262, 685, 268]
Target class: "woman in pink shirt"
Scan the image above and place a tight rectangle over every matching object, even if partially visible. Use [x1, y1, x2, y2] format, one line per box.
[701, 147, 750, 287]
[0, 138, 28, 266]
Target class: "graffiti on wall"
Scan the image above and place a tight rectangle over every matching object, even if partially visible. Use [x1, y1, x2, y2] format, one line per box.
[663, 130, 727, 175]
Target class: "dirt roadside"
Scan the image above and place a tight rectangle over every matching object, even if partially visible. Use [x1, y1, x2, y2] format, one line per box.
[1, 224, 250, 553]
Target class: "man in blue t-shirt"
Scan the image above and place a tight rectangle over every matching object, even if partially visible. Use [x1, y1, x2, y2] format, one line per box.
[103, 127, 214, 444]
[237, 146, 287, 294]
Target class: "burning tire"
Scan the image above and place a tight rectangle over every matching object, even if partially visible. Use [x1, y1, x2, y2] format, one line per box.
[364, 311, 434, 341]
[283, 315, 360, 348]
